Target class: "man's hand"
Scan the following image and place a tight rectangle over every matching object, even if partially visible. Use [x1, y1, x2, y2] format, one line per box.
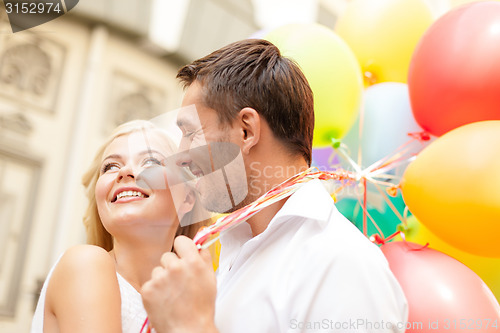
[141, 236, 218, 333]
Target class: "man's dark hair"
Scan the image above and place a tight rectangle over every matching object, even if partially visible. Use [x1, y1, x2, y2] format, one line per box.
[177, 38, 314, 166]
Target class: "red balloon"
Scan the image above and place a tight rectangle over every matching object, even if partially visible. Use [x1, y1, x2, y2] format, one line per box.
[381, 241, 500, 332]
[408, 2, 500, 136]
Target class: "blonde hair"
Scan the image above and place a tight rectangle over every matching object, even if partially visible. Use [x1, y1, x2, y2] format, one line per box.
[82, 119, 208, 251]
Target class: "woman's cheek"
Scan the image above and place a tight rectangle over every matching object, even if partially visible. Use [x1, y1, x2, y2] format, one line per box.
[95, 175, 113, 211]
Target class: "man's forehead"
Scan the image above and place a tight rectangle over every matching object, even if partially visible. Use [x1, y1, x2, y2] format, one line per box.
[176, 104, 201, 127]
[181, 81, 204, 103]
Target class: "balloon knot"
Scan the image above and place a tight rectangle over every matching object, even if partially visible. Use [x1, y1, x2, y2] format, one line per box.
[396, 223, 407, 233]
[370, 234, 385, 245]
[386, 184, 400, 197]
[331, 138, 342, 149]
[363, 71, 378, 86]
[408, 131, 431, 142]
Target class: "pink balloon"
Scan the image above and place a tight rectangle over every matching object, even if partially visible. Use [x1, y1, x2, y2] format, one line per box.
[381, 241, 500, 332]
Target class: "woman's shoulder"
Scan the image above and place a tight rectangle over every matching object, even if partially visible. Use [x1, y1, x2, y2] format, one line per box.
[48, 245, 118, 296]
[45, 244, 122, 331]
[59, 244, 113, 265]
[52, 244, 116, 282]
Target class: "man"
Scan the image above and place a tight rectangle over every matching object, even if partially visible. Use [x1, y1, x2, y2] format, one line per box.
[141, 38, 408, 333]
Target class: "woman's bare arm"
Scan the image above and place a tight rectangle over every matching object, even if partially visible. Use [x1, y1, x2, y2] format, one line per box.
[45, 244, 122, 333]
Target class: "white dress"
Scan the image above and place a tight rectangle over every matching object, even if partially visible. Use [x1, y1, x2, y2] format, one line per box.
[31, 257, 149, 333]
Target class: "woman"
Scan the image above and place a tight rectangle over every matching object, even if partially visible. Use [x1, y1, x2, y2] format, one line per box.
[31, 120, 207, 332]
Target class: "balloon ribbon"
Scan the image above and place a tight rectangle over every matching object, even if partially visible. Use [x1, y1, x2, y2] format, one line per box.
[193, 167, 356, 249]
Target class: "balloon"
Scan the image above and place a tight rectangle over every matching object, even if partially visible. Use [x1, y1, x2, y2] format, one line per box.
[451, 0, 500, 8]
[408, 1, 500, 136]
[401, 121, 500, 257]
[341, 82, 425, 170]
[209, 238, 221, 271]
[311, 147, 339, 171]
[266, 23, 363, 147]
[335, 0, 433, 86]
[248, 28, 270, 39]
[397, 216, 500, 303]
[336, 192, 407, 238]
[381, 241, 500, 332]
[207, 214, 225, 271]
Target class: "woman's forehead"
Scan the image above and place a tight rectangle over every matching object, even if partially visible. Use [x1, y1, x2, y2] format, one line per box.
[103, 130, 175, 158]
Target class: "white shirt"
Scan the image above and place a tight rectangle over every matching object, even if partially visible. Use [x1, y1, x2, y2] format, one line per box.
[215, 179, 408, 333]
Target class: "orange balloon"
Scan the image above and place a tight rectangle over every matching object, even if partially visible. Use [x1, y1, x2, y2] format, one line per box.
[401, 121, 500, 257]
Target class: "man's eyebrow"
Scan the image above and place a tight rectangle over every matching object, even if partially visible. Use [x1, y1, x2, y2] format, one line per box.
[176, 113, 197, 128]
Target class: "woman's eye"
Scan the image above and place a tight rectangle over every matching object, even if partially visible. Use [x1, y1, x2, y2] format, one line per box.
[102, 163, 119, 173]
[144, 157, 162, 167]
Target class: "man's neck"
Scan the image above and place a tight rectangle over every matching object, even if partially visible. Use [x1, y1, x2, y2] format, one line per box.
[246, 199, 288, 236]
[245, 161, 309, 237]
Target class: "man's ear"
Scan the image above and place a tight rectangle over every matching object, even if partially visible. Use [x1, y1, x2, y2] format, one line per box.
[177, 187, 196, 221]
[239, 107, 260, 155]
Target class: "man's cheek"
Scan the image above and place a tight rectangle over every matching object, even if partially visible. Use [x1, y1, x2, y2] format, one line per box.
[192, 134, 207, 148]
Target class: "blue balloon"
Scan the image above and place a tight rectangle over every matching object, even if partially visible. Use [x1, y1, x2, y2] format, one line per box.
[341, 82, 423, 171]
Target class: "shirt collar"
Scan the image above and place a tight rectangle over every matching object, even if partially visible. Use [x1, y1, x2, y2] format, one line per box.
[220, 179, 334, 248]
[270, 178, 334, 226]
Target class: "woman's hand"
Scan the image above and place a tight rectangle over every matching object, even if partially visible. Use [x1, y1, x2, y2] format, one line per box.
[141, 236, 218, 333]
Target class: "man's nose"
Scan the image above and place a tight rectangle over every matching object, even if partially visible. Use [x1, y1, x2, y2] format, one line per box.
[176, 136, 193, 167]
[175, 149, 192, 168]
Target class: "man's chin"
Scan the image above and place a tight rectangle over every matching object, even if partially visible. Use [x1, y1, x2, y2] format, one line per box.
[197, 170, 253, 213]
[223, 196, 252, 213]
[200, 192, 252, 214]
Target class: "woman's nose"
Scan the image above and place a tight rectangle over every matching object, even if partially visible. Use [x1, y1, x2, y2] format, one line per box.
[117, 164, 135, 181]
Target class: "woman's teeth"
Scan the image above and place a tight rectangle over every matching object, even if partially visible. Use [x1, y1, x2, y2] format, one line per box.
[116, 191, 146, 200]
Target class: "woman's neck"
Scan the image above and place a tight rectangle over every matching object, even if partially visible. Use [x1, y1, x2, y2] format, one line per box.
[110, 229, 175, 291]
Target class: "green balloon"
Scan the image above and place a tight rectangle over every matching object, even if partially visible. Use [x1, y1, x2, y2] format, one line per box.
[336, 193, 409, 238]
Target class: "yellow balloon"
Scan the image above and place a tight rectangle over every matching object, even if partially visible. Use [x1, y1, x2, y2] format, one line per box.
[335, 0, 434, 85]
[209, 237, 221, 271]
[266, 23, 363, 147]
[204, 214, 225, 271]
[396, 216, 500, 303]
[401, 121, 500, 257]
